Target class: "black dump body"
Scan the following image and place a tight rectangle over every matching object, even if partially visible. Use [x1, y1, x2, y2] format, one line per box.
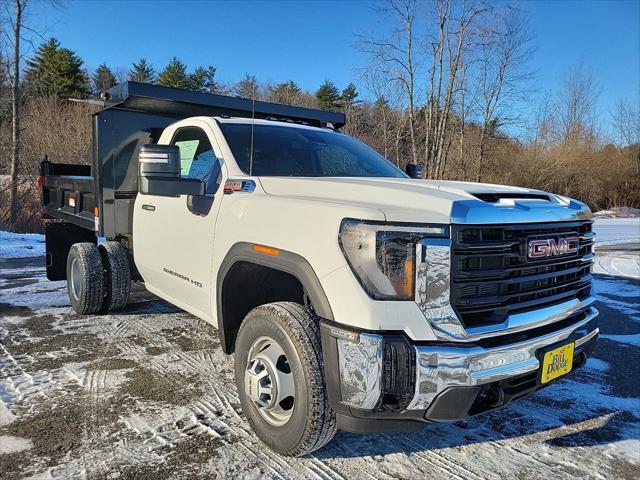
[40, 81, 345, 280]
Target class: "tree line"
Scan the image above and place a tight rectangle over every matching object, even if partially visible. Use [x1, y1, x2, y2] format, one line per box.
[7, 35, 361, 108]
[1, 0, 638, 232]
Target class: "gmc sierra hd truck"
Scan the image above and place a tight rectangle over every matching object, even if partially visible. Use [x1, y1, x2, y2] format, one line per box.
[40, 82, 598, 456]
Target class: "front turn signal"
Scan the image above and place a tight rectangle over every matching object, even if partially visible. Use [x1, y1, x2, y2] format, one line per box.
[252, 244, 280, 256]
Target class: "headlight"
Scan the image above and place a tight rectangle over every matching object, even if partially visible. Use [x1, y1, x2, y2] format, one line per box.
[339, 219, 448, 300]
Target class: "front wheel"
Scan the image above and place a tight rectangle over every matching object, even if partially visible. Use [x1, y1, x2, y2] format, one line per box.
[234, 302, 336, 456]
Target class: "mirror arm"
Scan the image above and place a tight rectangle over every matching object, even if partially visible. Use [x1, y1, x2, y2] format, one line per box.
[187, 194, 215, 216]
[405, 162, 423, 179]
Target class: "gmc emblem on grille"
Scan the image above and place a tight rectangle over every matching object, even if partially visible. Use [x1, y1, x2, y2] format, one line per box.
[528, 236, 579, 259]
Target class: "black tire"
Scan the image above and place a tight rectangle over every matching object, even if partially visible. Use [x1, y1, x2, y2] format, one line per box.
[66, 242, 104, 315]
[98, 241, 131, 312]
[234, 302, 337, 456]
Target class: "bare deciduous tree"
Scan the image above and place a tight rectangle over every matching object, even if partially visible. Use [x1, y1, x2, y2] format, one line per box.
[471, 4, 534, 182]
[7, 0, 26, 228]
[612, 98, 640, 175]
[360, 68, 406, 163]
[557, 62, 601, 144]
[425, 0, 487, 179]
[357, 0, 420, 165]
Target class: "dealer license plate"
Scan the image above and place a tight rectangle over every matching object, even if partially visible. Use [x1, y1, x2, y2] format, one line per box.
[540, 342, 575, 384]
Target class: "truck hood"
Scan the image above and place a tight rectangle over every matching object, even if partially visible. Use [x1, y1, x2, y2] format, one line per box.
[258, 177, 592, 225]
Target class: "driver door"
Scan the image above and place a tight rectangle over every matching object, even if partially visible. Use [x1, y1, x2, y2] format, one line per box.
[133, 119, 224, 320]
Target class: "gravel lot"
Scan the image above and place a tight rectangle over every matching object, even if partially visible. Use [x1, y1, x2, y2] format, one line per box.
[0, 239, 639, 479]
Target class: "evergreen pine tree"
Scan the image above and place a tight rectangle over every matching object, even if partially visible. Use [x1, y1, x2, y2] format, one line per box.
[190, 65, 218, 93]
[157, 57, 191, 89]
[129, 58, 156, 83]
[374, 95, 389, 110]
[92, 63, 116, 93]
[268, 80, 301, 105]
[234, 74, 260, 100]
[315, 80, 340, 110]
[25, 38, 90, 98]
[340, 83, 359, 107]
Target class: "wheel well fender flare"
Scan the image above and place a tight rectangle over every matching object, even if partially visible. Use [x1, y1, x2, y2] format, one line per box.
[216, 242, 334, 353]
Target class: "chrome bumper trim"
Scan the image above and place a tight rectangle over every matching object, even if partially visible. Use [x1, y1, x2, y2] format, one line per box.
[414, 238, 466, 340]
[407, 306, 599, 410]
[575, 326, 599, 347]
[464, 296, 597, 340]
[336, 333, 383, 410]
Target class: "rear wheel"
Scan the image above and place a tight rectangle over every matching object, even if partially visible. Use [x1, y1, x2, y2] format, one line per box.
[66, 242, 104, 314]
[234, 302, 336, 456]
[99, 241, 131, 312]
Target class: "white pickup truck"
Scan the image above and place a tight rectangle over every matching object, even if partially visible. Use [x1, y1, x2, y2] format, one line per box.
[40, 82, 599, 456]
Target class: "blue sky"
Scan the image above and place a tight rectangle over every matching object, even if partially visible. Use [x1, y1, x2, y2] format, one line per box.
[25, 0, 639, 133]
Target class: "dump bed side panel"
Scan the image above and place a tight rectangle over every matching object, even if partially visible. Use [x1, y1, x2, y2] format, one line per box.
[41, 161, 96, 231]
[94, 109, 175, 238]
[40, 160, 99, 280]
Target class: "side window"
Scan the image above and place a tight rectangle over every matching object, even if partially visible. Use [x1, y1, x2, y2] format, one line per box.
[171, 127, 221, 194]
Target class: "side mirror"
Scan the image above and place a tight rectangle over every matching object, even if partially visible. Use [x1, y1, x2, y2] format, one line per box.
[405, 163, 423, 179]
[138, 144, 205, 196]
[139, 144, 180, 177]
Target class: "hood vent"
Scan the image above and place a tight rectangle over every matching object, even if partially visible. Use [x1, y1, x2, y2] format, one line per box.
[473, 192, 551, 203]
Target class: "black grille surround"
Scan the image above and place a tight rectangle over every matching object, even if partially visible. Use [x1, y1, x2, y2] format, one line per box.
[450, 221, 594, 330]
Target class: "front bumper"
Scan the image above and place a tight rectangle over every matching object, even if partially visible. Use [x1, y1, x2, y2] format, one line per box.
[320, 306, 599, 432]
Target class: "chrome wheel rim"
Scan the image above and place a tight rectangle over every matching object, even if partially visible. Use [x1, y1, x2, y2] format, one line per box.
[70, 257, 81, 301]
[245, 336, 295, 426]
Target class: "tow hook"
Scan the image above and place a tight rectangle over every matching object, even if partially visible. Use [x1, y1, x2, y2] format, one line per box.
[486, 385, 505, 409]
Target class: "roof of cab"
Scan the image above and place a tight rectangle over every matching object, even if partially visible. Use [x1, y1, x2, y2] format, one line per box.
[214, 117, 339, 132]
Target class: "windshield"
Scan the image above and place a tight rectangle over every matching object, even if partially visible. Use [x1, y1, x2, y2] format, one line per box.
[218, 122, 407, 178]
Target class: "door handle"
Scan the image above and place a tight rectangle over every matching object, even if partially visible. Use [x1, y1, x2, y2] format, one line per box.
[141, 204, 156, 211]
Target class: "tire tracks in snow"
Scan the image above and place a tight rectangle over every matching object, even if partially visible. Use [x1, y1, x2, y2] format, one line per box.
[89, 310, 326, 479]
[110, 310, 352, 480]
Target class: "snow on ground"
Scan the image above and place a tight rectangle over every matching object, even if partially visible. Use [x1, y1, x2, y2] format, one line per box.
[592, 219, 640, 283]
[593, 217, 640, 246]
[594, 274, 640, 320]
[0, 436, 32, 455]
[0, 221, 639, 479]
[0, 231, 45, 259]
[0, 264, 636, 479]
[593, 246, 640, 280]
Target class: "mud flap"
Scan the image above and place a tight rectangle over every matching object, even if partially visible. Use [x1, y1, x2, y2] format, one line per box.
[45, 222, 96, 280]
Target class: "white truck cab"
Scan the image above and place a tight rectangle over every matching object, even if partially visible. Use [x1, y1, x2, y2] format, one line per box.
[40, 82, 599, 456]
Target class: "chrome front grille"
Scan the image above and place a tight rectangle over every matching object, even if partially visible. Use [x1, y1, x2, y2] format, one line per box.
[450, 221, 594, 330]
